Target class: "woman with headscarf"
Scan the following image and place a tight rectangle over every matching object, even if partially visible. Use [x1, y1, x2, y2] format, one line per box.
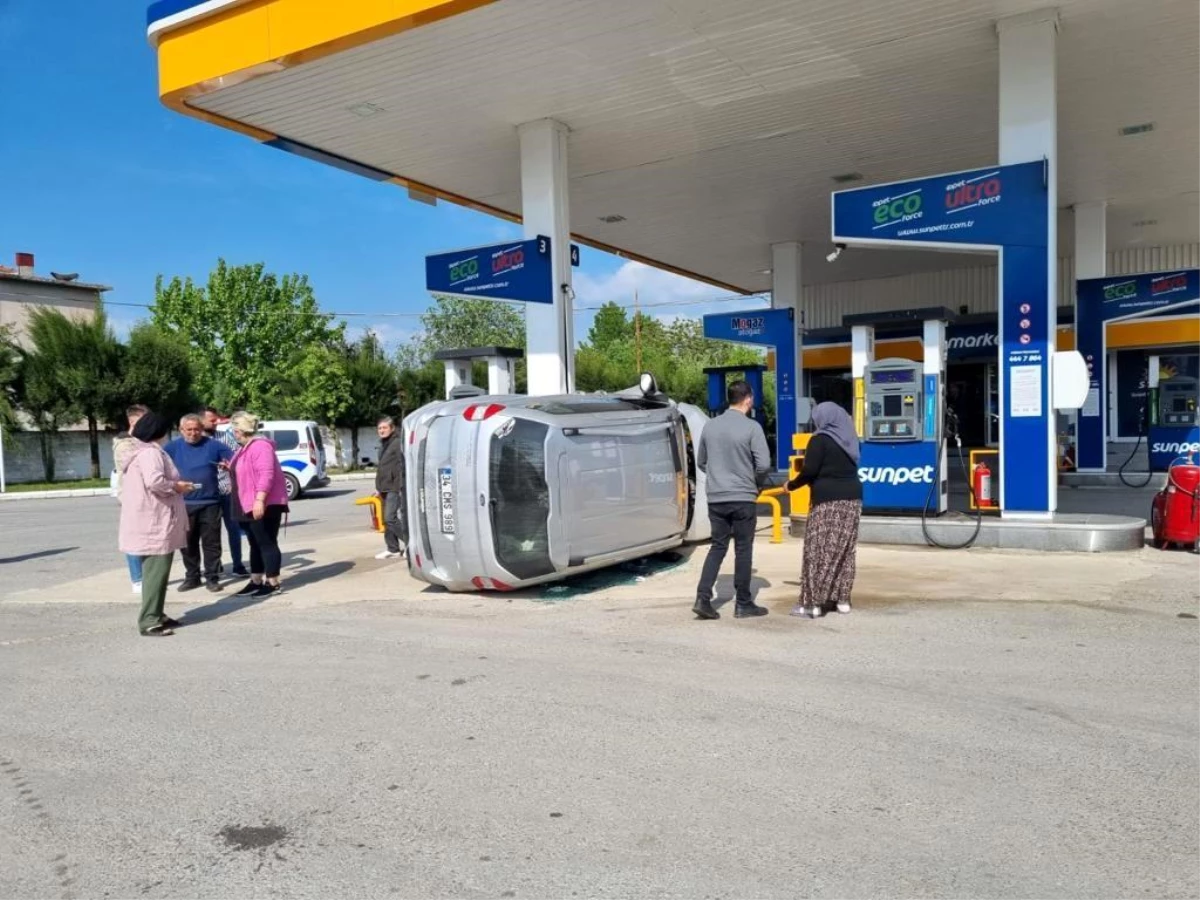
[785, 402, 863, 618]
[118, 411, 194, 636]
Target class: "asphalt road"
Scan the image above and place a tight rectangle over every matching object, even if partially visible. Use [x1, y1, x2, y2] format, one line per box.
[0, 486, 372, 596]
[1, 575, 1196, 898]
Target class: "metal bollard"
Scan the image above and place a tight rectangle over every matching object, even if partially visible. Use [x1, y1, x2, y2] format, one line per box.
[756, 487, 785, 544]
[355, 495, 385, 533]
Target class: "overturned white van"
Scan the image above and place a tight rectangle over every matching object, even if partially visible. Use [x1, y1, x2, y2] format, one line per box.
[403, 385, 711, 592]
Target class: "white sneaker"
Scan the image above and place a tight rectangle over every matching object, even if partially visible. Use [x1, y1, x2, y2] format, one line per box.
[375, 550, 402, 560]
[837, 600, 852, 614]
[131, 582, 142, 595]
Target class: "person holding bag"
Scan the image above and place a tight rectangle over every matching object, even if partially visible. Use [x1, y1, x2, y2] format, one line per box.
[227, 412, 290, 599]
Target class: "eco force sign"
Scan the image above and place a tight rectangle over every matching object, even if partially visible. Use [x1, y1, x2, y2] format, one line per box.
[425, 236, 554, 304]
[833, 160, 1052, 516]
[835, 162, 1046, 249]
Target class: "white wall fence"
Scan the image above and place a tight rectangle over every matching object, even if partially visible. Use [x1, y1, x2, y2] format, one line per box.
[1, 431, 116, 484]
[0, 426, 385, 486]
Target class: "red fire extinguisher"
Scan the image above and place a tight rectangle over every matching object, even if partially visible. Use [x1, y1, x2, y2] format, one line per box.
[973, 460, 995, 509]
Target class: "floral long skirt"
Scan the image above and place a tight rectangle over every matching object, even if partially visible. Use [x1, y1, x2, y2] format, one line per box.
[799, 499, 863, 609]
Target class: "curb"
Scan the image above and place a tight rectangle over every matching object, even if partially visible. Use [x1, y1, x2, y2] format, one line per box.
[0, 488, 114, 501]
[1, 471, 376, 501]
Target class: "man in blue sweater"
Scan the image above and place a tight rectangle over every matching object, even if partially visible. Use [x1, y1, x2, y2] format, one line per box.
[165, 413, 234, 592]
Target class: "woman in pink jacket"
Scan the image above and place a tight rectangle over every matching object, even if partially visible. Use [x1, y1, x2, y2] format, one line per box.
[227, 412, 290, 598]
[118, 412, 194, 636]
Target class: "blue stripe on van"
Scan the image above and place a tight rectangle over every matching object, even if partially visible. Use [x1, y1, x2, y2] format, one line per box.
[280, 459, 309, 472]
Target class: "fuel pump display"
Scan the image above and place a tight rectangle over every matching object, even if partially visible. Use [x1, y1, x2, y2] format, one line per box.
[1158, 375, 1199, 427]
[864, 359, 923, 441]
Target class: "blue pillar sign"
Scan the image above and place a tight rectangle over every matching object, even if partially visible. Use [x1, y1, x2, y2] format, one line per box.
[833, 160, 1053, 515]
[702, 309, 797, 471]
[1074, 270, 1199, 471]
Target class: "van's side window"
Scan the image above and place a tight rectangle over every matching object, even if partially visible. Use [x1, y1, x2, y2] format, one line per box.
[271, 430, 301, 452]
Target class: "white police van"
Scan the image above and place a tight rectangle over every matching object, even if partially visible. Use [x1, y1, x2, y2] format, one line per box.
[220, 419, 330, 501]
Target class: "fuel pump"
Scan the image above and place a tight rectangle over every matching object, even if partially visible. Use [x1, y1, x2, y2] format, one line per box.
[851, 310, 982, 549]
[852, 316, 948, 517]
[1123, 360, 1200, 483]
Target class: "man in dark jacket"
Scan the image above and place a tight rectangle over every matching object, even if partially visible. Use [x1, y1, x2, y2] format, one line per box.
[374, 416, 407, 560]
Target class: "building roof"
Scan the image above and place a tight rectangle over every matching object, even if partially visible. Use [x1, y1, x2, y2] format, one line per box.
[148, 0, 1198, 294]
[0, 270, 111, 293]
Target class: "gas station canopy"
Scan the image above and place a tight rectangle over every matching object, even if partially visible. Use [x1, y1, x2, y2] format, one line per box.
[148, 0, 1198, 294]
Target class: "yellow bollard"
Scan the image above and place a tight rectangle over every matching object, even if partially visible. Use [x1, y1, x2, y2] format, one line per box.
[789, 433, 812, 519]
[757, 487, 785, 544]
[355, 495, 385, 533]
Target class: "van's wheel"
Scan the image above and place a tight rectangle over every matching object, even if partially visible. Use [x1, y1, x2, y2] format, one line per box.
[284, 473, 301, 502]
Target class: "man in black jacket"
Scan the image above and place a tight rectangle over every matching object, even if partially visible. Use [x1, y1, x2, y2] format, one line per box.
[374, 416, 407, 560]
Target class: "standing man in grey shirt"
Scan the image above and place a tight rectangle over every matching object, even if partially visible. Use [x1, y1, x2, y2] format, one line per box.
[693, 380, 772, 620]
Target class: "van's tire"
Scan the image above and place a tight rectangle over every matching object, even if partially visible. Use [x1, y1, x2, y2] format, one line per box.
[284, 473, 301, 502]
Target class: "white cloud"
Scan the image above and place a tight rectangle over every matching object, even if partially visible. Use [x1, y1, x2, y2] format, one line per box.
[572, 261, 767, 341]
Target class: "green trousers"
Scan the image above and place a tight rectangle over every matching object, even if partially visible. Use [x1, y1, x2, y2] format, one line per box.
[137, 553, 174, 632]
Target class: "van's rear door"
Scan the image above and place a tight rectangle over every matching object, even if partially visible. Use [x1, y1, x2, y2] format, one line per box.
[413, 412, 486, 587]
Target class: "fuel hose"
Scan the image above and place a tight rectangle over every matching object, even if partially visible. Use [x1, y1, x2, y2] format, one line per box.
[921, 417, 983, 550]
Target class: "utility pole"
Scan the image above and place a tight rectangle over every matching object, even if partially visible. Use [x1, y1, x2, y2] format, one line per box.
[634, 289, 641, 373]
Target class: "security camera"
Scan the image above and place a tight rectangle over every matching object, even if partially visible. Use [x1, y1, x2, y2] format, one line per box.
[826, 243, 846, 263]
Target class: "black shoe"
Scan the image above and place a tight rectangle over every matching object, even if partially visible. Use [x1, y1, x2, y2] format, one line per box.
[177, 579, 201, 593]
[236, 581, 263, 596]
[140, 624, 174, 637]
[231, 566, 250, 578]
[205, 581, 223, 593]
[692, 598, 720, 620]
[253, 583, 282, 599]
[734, 602, 768, 619]
[160, 616, 183, 629]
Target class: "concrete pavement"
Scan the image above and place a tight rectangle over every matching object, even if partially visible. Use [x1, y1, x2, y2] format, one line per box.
[1, 502, 1197, 898]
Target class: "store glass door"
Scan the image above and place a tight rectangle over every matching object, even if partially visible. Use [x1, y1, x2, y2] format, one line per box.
[985, 363, 999, 447]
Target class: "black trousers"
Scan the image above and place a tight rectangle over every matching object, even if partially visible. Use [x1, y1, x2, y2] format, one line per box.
[182, 503, 223, 583]
[695, 501, 758, 606]
[244, 505, 285, 578]
[381, 491, 408, 553]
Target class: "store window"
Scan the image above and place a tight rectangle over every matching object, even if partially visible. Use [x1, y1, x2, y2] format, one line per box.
[809, 370, 853, 417]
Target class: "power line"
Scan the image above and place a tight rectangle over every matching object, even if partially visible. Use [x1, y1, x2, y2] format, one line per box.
[16, 288, 771, 320]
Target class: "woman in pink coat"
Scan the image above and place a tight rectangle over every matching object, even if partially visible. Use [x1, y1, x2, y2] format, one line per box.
[227, 412, 290, 598]
[118, 412, 194, 636]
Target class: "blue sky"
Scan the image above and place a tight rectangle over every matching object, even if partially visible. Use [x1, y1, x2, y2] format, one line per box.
[0, 0, 741, 350]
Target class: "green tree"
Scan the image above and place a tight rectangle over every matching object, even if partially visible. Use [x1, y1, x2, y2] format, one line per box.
[585, 302, 631, 352]
[397, 295, 528, 399]
[22, 306, 124, 479]
[14, 349, 76, 482]
[0, 325, 19, 428]
[269, 344, 352, 424]
[416, 294, 525, 355]
[122, 324, 196, 424]
[151, 259, 346, 415]
[335, 333, 400, 468]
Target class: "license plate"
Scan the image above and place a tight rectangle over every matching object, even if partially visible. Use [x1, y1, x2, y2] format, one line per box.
[438, 467, 455, 534]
